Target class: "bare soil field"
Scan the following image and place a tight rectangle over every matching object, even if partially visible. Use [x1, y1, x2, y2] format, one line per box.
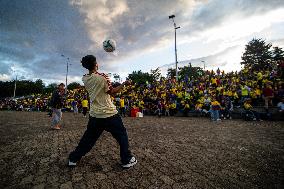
[0, 111, 283, 189]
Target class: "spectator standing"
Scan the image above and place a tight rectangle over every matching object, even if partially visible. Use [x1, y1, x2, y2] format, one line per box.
[50, 83, 65, 130]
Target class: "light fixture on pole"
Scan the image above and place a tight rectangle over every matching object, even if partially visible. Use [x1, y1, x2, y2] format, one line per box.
[169, 14, 180, 82]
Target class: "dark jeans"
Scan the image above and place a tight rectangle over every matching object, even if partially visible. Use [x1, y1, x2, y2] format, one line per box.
[120, 107, 126, 117]
[69, 114, 132, 164]
[82, 107, 88, 116]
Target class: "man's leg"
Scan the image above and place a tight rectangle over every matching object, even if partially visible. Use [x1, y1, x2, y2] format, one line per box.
[82, 107, 87, 116]
[51, 109, 60, 129]
[105, 115, 132, 164]
[264, 97, 269, 110]
[69, 117, 104, 163]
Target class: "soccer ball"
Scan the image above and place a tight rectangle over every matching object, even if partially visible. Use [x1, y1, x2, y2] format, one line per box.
[103, 39, 116, 52]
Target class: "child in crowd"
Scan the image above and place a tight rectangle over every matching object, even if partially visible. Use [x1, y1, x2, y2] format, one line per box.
[169, 101, 177, 116]
[164, 102, 170, 116]
[195, 101, 203, 117]
[210, 97, 221, 121]
[222, 95, 233, 119]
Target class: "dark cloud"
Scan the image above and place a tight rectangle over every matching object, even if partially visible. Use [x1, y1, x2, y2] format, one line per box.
[0, 0, 91, 81]
[0, 0, 283, 82]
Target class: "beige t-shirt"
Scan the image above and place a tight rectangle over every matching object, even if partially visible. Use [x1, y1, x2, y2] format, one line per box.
[82, 72, 117, 118]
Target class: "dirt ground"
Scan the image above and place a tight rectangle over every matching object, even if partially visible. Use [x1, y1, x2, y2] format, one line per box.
[0, 111, 283, 189]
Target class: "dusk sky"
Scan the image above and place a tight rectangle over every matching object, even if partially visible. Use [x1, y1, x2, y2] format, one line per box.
[1, 0, 284, 84]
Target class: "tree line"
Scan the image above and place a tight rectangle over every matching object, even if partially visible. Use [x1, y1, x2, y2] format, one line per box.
[0, 80, 82, 98]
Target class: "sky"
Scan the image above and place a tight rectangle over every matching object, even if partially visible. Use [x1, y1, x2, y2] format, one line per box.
[1, 0, 284, 85]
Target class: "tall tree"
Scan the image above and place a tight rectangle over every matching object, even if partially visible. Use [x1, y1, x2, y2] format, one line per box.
[67, 82, 81, 90]
[44, 83, 58, 94]
[241, 38, 273, 70]
[127, 70, 153, 84]
[178, 64, 204, 80]
[272, 46, 284, 64]
[150, 68, 161, 81]
[34, 79, 44, 94]
[167, 68, 176, 79]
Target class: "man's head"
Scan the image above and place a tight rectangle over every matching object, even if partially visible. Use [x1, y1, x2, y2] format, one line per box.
[81, 55, 98, 71]
[58, 83, 65, 91]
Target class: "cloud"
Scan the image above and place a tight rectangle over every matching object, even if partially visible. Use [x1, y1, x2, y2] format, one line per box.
[0, 0, 284, 84]
[0, 0, 91, 82]
[160, 45, 243, 72]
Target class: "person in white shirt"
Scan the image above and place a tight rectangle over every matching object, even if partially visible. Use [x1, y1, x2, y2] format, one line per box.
[68, 55, 137, 169]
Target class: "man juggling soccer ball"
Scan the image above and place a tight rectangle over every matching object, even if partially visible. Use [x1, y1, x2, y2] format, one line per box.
[68, 55, 137, 169]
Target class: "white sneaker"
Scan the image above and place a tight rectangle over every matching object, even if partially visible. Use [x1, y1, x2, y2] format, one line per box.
[121, 157, 137, 168]
[217, 119, 221, 121]
[68, 160, 77, 167]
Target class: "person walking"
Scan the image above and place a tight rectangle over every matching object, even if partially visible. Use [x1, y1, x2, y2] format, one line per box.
[81, 97, 88, 117]
[50, 83, 65, 130]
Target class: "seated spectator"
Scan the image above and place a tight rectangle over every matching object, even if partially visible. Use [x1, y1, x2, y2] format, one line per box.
[183, 101, 190, 117]
[222, 95, 233, 119]
[277, 98, 284, 113]
[169, 101, 177, 116]
[164, 102, 170, 116]
[195, 101, 203, 117]
[243, 99, 262, 121]
[154, 101, 162, 117]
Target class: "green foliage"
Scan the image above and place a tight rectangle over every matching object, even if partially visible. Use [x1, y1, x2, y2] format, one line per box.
[67, 82, 81, 90]
[272, 46, 284, 63]
[43, 83, 58, 94]
[167, 68, 176, 79]
[127, 70, 154, 84]
[0, 79, 45, 98]
[241, 38, 272, 70]
[167, 64, 204, 80]
[178, 64, 204, 80]
[150, 68, 161, 81]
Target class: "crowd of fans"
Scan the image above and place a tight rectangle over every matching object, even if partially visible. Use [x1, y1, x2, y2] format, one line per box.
[0, 65, 283, 121]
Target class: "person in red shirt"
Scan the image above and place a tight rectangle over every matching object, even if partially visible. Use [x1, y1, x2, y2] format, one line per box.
[262, 83, 274, 112]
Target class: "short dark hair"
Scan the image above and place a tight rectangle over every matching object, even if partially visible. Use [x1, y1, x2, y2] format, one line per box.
[59, 83, 65, 87]
[81, 55, 97, 70]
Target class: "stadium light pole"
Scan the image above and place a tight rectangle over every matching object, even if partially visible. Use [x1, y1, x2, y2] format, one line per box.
[202, 60, 205, 70]
[169, 14, 180, 82]
[61, 55, 71, 94]
[13, 75, 17, 98]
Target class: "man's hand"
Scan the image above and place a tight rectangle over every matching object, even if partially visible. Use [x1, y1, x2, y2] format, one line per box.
[123, 80, 132, 86]
[108, 80, 132, 95]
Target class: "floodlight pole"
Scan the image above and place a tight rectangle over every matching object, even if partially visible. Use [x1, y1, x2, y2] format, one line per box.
[61, 54, 70, 94]
[202, 60, 205, 70]
[65, 57, 69, 94]
[13, 75, 17, 98]
[169, 15, 180, 82]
